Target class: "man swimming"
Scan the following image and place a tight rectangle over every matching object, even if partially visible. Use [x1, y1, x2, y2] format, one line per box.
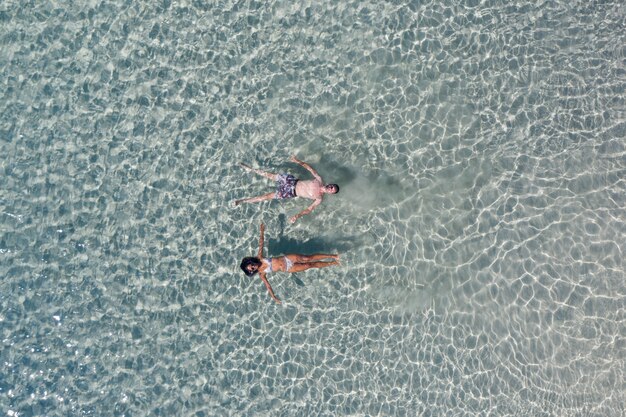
[234, 155, 340, 223]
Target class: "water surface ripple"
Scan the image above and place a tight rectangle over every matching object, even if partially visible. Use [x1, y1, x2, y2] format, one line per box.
[1, 1, 624, 416]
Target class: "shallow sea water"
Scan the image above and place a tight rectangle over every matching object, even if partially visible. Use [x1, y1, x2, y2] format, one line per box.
[1, 1, 625, 416]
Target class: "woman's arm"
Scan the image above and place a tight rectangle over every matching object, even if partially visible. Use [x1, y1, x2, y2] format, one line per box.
[289, 199, 322, 223]
[290, 155, 322, 182]
[257, 223, 265, 259]
[260, 272, 281, 304]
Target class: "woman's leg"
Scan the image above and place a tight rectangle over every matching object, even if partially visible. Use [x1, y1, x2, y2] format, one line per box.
[234, 192, 275, 205]
[290, 254, 339, 263]
[288, 261, 339, 273]
[240, 163, 278, 181]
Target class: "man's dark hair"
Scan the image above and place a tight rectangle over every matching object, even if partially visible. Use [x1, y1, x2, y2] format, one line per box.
[328, 184, 340, 194]
[240, 257, 262, 276]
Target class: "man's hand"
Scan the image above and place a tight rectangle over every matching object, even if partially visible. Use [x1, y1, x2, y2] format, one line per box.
[290, 155, 299, 163]
[289, 215, 297, 224]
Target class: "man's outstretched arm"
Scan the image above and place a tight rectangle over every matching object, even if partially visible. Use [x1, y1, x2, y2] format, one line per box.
[290, 155, 322, 182]
[289, 199, 322, 223]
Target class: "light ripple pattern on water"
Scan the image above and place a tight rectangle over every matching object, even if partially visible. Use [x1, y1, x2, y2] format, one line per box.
[0, 0, 624, 416]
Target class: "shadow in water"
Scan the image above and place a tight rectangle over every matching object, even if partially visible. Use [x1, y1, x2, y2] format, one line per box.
[319, 157, 358, 187]
[268, 214, 356, 255]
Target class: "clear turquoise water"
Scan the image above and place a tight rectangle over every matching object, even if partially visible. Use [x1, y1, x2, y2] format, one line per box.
[1, 1, 625, 416]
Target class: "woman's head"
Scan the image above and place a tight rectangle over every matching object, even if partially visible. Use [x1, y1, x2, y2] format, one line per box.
[240, 257, 262, 276]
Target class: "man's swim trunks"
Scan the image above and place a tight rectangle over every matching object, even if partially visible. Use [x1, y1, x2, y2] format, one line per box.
[275, 174, 298, 199]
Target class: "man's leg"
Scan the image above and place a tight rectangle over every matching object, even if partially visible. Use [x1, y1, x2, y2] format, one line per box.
[240, 163, 278, 181]
[235, 192, 276, 206]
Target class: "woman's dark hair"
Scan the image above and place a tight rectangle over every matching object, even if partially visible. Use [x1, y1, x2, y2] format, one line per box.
[240, 257, 262, 276]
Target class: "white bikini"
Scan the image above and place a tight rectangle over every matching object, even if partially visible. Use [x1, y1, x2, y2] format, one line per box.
[284, 256, 294, 272]
[263, 257, 293, 272]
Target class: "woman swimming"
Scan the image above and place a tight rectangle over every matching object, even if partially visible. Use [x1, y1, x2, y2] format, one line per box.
[240, 223, 340, 304]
